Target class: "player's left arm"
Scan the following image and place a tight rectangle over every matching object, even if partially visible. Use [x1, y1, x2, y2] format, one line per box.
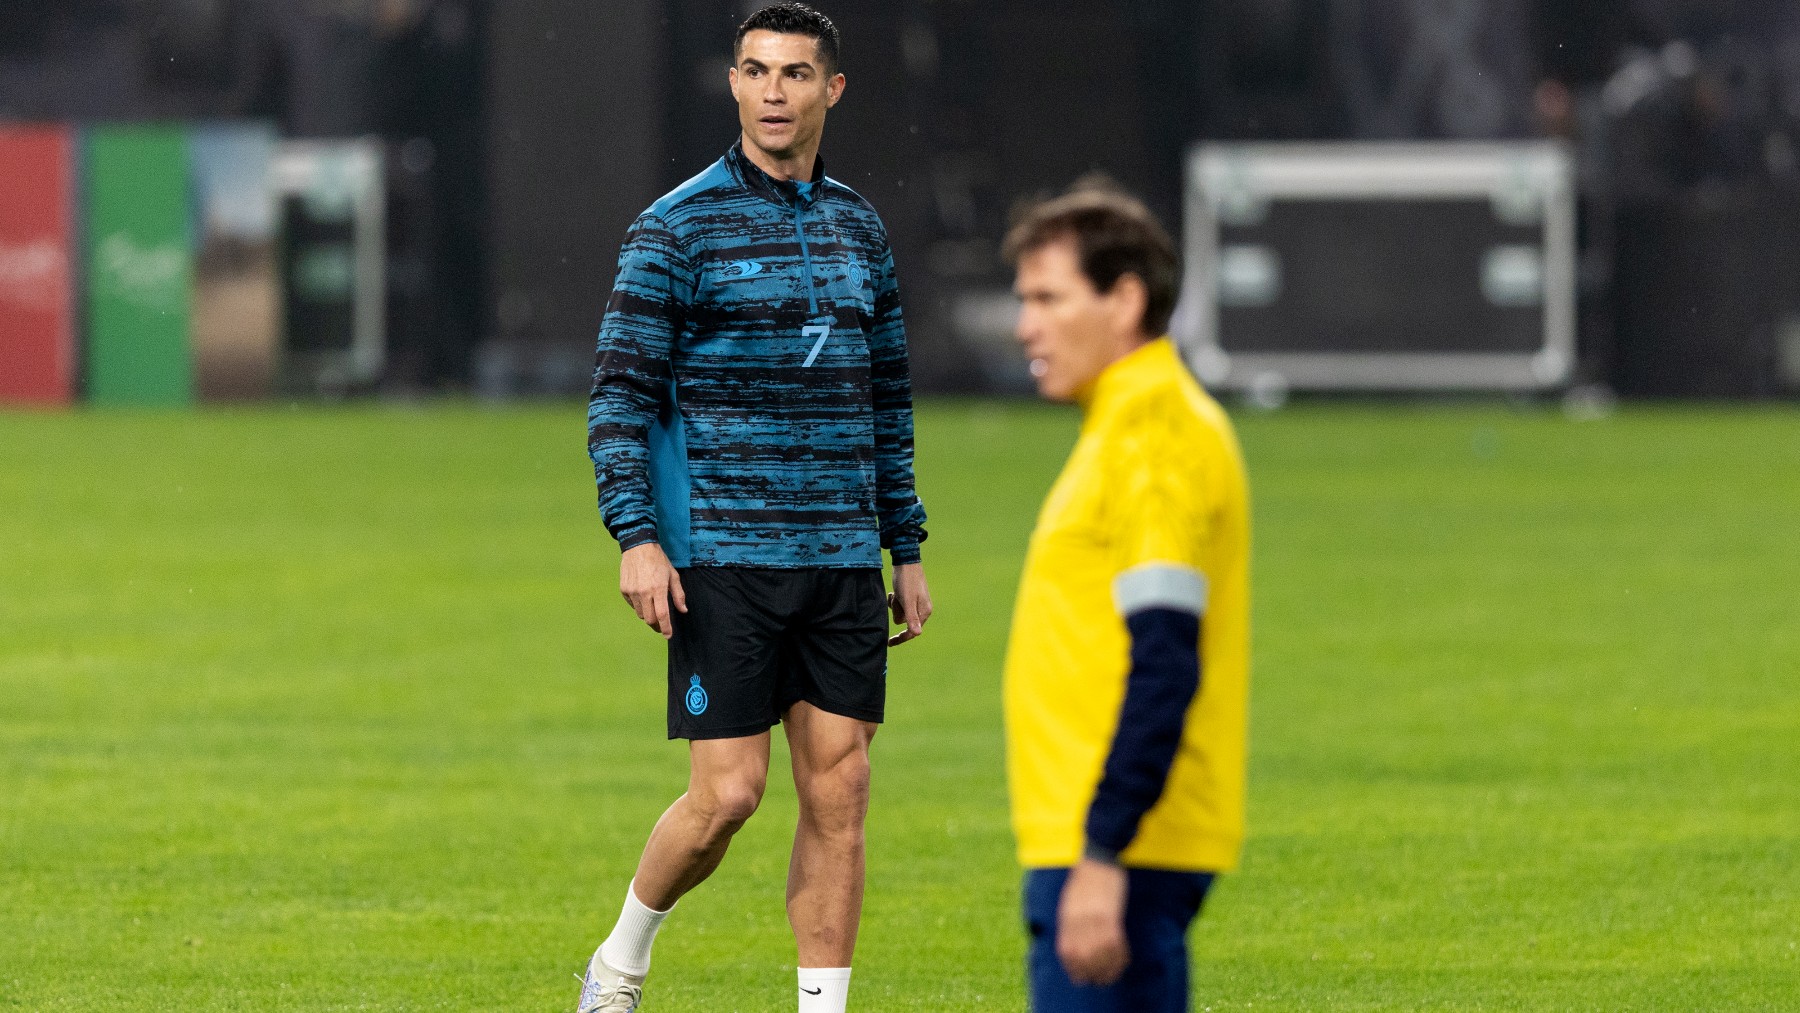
[1059, 402, 1211, 986]
[867, 234, 932, 644]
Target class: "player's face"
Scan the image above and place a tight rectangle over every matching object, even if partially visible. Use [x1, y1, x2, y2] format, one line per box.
[729, 30, 844, 165]
[1013, 239, 1134, 402]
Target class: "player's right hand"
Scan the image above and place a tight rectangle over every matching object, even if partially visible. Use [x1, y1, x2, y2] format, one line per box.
[620, 542, 687, 639]
[1056, 857, 1131, 985]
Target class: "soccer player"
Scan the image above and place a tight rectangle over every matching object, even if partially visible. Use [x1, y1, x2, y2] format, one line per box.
[576, 5, 930, 1013]
[1001, 184, 1250, 1012]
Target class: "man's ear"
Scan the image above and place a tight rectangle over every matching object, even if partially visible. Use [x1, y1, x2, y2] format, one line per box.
[727, 65, 740, 102]
[826, 72, 846, 108]
[1110, 273, 1149, 336]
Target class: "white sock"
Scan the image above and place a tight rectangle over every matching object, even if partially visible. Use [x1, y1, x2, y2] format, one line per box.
[595, 882, 672, 978]
[797, 967, 852, 1012]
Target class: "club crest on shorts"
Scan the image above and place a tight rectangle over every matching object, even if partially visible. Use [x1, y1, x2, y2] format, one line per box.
[685, 674, 709, 716]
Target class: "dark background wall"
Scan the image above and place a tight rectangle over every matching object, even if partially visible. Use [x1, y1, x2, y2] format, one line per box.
[7, 0, 1800, 395]
[483, 1, 666, 394]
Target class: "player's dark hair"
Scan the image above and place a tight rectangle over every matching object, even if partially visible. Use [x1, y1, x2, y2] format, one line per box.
[1003, 178, 1180, 337]
[735, 3, 841, 75]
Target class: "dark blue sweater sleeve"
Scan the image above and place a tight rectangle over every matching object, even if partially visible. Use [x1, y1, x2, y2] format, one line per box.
[588, 212, 691, 551]
[868, 239, 927, 564]
[1083, 608, 1203, 860]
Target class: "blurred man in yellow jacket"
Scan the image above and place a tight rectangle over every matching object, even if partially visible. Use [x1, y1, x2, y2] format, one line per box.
[1002, 184, 1250, 1012]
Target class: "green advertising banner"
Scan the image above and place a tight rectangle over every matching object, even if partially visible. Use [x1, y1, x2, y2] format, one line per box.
[85, 126, 194, 406]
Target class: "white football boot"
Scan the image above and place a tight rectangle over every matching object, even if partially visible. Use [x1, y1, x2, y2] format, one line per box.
[575, 957, 645, 1013]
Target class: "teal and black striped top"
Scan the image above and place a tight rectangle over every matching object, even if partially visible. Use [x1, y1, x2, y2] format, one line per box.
[588, 142, 927, 569]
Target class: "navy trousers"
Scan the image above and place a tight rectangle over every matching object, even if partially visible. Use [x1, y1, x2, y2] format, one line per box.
[1024, 867, 1214, 1013]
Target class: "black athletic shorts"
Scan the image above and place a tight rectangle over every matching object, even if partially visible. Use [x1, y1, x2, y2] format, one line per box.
[667, 566, 888, 740]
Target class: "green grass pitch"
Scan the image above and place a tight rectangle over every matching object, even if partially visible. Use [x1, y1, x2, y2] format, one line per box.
[3, 400, 1798, 1010]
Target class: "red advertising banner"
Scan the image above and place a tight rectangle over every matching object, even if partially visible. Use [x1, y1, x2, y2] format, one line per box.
[0, 125, 76, 406]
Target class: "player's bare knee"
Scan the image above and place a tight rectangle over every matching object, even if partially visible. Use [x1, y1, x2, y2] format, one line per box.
[798, 755, 870, 835]
[835, 752, 872, 809]
[696, 774, 766, 834]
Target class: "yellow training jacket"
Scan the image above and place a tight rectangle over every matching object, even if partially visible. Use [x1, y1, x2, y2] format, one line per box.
[1003, 337, 1250, 871]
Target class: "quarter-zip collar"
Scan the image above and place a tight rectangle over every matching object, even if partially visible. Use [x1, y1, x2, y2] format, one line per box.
[728, 141, 826, 209]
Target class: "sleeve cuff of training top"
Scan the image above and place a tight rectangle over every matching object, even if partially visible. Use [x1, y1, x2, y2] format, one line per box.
[888, 542, 922, 565]
[615, 522, 659, 552]
[1082, 841, 1123, 866]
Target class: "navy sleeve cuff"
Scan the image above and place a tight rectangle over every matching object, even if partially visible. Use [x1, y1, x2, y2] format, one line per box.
[1082, 840, 1123, 866]
[613, 522, 659, 553]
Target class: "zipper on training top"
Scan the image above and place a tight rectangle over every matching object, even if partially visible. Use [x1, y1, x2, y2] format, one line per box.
[792, 200, 818, 315]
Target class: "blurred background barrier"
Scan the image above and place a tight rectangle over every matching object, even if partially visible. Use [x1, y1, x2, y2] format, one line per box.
[0, 124, 76, 406]
[1178, 142, 1576, 393]
[274, 138, 387, 397]
[192, 123, 280, 401]
[3, 0, 1800, 403]
[0, 121, 387, 406]
[85, 125, 194, 407]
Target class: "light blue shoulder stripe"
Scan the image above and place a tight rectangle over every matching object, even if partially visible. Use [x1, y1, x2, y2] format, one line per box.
[647, 157, 735, 220]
